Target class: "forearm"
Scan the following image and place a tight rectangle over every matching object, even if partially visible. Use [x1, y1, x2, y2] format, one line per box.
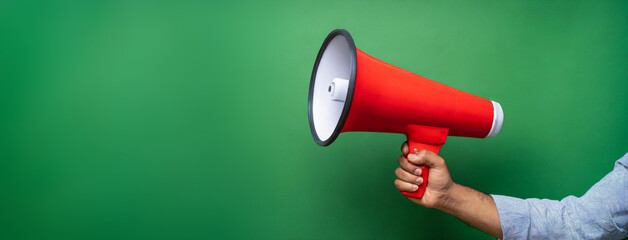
[437, 183, 503, 239]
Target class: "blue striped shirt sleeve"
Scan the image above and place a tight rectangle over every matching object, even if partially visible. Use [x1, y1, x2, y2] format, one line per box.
[491, 152, 628, 240]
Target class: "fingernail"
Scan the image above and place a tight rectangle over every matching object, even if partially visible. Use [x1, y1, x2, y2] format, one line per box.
[414, 168, 421, 175]
[408, 154, 417, 160]
[412, 184, 419, 190]
[417, 177, 423, 184]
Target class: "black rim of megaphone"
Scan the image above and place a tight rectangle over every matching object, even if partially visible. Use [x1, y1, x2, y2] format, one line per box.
[308, 29, 357, 146]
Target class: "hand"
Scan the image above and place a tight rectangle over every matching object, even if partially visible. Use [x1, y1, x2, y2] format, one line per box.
[393, 142, 503, 238]
[394, 142, 455, 209]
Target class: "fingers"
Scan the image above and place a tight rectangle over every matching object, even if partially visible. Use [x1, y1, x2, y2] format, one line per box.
[397, 155, 422, 175]
[406, 150, 445, 169]
[394, 179, 419, 192]
[395, 167, 424, 185]
[401, 141, 409, 155]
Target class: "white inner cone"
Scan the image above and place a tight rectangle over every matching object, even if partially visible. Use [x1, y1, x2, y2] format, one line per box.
[312, 35, 352, 141]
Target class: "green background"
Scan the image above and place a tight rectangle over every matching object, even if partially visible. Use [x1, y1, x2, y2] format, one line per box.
[2, 0, 627, 239]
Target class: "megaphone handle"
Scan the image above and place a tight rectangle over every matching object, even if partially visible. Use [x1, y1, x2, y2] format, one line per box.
[401, 125, 449, 199]
[400, 141, 443, 198]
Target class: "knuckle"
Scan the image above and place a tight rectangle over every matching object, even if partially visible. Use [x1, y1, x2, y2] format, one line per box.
[395, 168, 403, 176]
[401, 162, 413, 171]
[436, 156, 445, 165]
[394, 179, 402, 188]
[419, 150, 430, 159]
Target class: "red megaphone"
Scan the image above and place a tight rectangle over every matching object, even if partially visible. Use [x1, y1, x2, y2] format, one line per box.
[308, 29, 503, 199]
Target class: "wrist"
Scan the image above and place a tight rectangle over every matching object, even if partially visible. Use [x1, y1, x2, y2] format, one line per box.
[435, 182, 462, 212]
[432, 183, 503, 239]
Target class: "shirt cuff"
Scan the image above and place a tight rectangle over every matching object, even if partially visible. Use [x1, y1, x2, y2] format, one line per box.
[491, 194, 531, 240]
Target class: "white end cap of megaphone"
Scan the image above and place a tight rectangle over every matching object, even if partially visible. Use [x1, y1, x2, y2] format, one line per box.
[486, 101, 504, 138]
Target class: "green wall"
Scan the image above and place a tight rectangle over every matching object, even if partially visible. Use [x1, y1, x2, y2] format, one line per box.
[2, 0, 627, 239]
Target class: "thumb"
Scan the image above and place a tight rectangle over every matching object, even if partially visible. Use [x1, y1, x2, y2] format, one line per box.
[407, 150, 444, 168]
